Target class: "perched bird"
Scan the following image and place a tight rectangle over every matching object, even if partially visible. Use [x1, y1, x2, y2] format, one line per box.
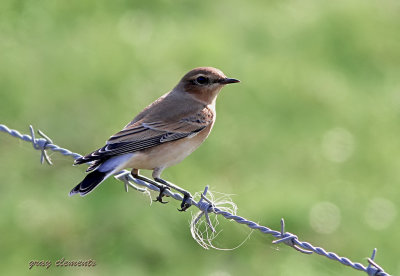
[70, 67, 239, 210]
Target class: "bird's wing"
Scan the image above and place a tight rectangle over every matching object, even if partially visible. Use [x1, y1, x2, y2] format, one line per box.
[74, 107, 213, 165]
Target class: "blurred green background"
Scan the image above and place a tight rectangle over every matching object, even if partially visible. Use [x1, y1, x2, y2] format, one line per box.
[1, 0, 399, 275]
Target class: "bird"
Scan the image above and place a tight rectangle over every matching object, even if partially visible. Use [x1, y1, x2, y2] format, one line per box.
[70, 67, 240, 210]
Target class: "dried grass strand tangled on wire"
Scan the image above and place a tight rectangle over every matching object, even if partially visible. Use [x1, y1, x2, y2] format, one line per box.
[0, 123, 392, 276]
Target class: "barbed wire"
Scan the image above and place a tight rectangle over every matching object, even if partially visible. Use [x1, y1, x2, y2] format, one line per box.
[0, 123, 392, 276]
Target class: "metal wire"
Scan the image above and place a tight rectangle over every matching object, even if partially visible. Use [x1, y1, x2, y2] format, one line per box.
[0, 123, 392, 276]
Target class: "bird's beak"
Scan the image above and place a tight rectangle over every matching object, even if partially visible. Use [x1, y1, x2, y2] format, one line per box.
[220, 78, 240, 84]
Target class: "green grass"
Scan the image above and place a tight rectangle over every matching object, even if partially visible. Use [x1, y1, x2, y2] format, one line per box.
[1, 0, 400, 275]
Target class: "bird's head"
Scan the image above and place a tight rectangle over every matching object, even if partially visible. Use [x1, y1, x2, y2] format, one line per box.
[176, 67, 240, 104]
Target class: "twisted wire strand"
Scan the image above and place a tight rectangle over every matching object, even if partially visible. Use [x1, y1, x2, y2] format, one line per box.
[0, 123, 391, 276]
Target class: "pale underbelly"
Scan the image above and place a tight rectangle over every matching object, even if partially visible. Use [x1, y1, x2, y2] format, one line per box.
[123, 136, 205, 170]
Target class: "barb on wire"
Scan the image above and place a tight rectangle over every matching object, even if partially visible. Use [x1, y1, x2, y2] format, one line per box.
[367, 249, 386, 276]
[272, 218, 313, 254]
[0, 124, 83, 162]
[196, 186, 216, 233]
[0, 124, 393, 276]
[29, 125, 53, 165]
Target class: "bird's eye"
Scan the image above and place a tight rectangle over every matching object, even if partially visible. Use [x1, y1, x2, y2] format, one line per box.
[195, 76, 208, 85]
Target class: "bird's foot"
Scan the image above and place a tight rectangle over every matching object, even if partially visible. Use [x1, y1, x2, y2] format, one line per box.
[178, 193, 192, 212]
[153, 185, 170, 204]
[154, 177, 192, 211]
[130, 172, 170, 204]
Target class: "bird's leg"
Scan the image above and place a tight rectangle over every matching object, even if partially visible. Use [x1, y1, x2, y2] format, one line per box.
[153, 168, 192, 212]
[131, 169, 169, 204]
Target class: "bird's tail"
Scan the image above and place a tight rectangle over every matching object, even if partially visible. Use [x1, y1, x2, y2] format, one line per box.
[69, 169, 113, 196]
[70, 153, 134, 196]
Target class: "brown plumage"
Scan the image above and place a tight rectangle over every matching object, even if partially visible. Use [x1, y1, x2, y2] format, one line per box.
[70, 67, 239, 197]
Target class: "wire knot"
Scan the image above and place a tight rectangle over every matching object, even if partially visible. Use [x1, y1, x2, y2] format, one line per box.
[274, 231, 298, 247]
[273, 218, 313, 254]
[193, 186, 216, 233]
[29, 125, 53, 165]
[198, 186, 215, 213]
[197, 193, 215, 213]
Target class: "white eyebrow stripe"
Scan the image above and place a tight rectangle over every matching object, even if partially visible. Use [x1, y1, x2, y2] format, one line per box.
[192, 73, 205, 79]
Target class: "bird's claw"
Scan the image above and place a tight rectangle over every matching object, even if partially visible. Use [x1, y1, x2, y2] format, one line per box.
[153, 186, 170, 204]
[177, 194, 192, 212]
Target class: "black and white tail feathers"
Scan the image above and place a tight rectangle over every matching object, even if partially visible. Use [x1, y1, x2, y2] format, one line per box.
[71, 153, 134, 196]
[69, 170, 110, 196]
